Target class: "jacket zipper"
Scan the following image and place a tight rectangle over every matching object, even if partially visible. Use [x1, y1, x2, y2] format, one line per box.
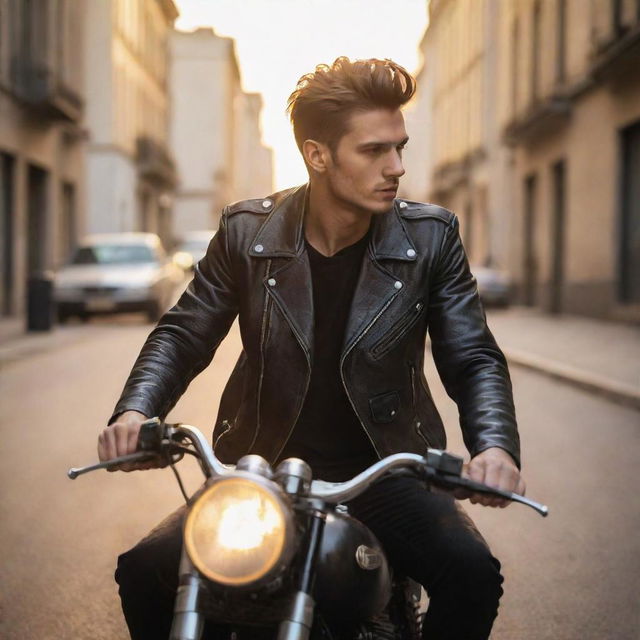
[371, 301, 424, 359]
[411, 364, 431, 449]
[213, 419, 234, 451]
[248, 259, 273, 452]
[339, 292, 402, 459]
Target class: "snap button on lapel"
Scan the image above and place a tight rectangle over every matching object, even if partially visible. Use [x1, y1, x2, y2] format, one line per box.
[262, 200, 272, 208]
[399, 201, 408, 209]
[254, 244, 264, 253]
[394, 281, 403, 289]
[406, 249, 416, 258]
[267, 278, 276, 286]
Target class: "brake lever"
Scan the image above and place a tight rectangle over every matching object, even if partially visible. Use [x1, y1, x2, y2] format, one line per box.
[423, 450, 548, 517]
[68, 418, 179, 480]
[444, 474, 549, 517]
[67, 451, 157, 479]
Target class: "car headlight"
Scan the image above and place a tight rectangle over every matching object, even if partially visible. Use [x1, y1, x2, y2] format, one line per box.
[184, 476, 293, 587]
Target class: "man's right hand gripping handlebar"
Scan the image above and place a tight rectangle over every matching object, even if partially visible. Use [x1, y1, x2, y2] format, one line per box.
[97, 411, 164, 472]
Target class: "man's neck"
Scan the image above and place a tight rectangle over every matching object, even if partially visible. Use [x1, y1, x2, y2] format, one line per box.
[305, 183, 372, 257]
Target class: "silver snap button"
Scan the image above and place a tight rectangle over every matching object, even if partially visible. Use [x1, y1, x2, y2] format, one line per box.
[399, 201, 408, 209]
[406, 248, 416, 258]
[267, 278, 276, 286]
[391, 410, 396, 417]
[394, 281, 403, 289]
[254, 244, 264, 253]
[262, 200, 272, 208]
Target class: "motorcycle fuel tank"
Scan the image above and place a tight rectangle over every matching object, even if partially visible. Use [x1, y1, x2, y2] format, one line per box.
[313, 509, 392, 623]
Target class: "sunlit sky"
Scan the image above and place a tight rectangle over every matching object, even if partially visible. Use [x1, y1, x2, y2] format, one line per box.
[174, 0, 429, 190]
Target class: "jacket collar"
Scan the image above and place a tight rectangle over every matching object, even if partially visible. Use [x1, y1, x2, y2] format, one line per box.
[249, 184, 417, 262]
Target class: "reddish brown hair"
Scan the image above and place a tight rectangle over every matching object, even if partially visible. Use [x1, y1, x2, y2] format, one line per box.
[287, 56, 416, 154]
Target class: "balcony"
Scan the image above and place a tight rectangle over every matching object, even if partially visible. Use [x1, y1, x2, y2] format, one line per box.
[590, 22, 640, 85]
[136, 136, 177, 188]
[10, 57, 83, 122]
[503, 95, 572, 147]
[431, 148, 486, 198]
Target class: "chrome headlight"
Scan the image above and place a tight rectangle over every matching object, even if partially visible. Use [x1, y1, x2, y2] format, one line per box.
[184, 476, 294, 587]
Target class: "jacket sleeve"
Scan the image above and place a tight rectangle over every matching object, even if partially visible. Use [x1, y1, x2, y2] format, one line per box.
[427, 215, 520, 467]
[109, 213, 239, 423]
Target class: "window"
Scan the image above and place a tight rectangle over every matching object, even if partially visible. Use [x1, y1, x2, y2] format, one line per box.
[555, 0, 566, 83]
[531, 1, 541, 102]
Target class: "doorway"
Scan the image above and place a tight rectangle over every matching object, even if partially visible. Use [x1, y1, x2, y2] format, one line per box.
[619, 120, 640, 303]
[550, 160, 566, 313]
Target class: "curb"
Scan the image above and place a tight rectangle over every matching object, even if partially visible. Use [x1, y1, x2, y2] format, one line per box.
[503, 347, 640, 412]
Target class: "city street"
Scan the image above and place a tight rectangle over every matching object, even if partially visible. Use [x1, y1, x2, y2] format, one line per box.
[0, 315, 638, 639]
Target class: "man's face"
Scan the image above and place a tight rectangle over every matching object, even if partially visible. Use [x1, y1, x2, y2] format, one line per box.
[324, 108, 408, 216]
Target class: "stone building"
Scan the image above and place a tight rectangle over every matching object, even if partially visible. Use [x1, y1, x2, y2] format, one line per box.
[85, 0, 178, 247]
[0, 0, 86, 318]
[170, 28, 273, 234]
[410, 0, 640, 322]
[501, 0, 640, 320]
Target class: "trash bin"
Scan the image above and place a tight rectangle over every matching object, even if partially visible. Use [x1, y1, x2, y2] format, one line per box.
[27, 271, 54, 332]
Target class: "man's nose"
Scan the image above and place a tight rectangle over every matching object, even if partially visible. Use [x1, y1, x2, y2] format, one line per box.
[384, 150, 405, 178]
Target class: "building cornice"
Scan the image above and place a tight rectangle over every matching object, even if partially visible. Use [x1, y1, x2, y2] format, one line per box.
[504, 21, 640, 147]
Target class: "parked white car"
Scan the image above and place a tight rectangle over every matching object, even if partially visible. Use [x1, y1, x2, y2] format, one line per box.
[172, 230, 217, 271]
[471, 266, 512, 308]
[54, 233, 183, 323]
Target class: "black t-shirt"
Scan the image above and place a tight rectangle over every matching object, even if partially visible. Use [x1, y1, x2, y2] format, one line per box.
[277, 230, 378, 481]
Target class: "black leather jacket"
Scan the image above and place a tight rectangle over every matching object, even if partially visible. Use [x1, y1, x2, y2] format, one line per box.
[112, 184, 520, 467]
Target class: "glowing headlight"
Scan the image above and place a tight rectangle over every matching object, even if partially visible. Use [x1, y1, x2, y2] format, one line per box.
[184, 477, 292, 587]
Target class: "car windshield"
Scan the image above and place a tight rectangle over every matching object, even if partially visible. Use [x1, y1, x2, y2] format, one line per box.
[71, 244, 156, 265]
[178, 239, 210, 252]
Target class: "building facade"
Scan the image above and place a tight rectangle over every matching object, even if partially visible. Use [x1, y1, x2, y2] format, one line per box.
[85, 0, 178, 247]
[170, 28, 273, 235]
[411, 0, 640, 322]
[0, 0, 86, 318]
[501, 0, 640, 320]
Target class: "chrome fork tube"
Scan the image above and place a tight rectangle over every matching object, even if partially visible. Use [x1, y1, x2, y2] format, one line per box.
[170, 546, 205, 640]
[277, 510, 326, 640]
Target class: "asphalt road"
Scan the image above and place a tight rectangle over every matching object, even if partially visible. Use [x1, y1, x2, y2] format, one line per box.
[0, 317, 638, 639]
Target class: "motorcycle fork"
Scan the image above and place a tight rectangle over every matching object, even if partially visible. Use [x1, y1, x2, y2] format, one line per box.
[277, 509, 327, 640]
[170, 546, 206, 640]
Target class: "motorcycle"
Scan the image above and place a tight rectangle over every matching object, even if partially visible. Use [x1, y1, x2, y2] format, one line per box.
[68, 418, 547, 640]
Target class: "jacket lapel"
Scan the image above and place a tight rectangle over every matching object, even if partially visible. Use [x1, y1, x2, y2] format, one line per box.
[249, 187, 418, 360]
[250, 185, 314, 357]
[342, 205, 418, 355]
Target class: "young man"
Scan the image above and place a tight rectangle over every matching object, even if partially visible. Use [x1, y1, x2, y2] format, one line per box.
[99, 57, 524, 639]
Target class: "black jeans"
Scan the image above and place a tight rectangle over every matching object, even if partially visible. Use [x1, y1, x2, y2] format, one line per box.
[115, 476, 503, 639]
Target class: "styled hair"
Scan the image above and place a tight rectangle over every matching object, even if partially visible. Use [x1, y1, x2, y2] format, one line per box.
[287, 56, 416, 154]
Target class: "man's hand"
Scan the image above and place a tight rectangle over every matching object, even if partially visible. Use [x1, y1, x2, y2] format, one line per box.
[464, 447, 525, 508]
[97, 410, 162, 472]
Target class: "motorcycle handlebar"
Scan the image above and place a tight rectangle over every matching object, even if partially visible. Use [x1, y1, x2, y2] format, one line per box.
[68, 419, 548, 517]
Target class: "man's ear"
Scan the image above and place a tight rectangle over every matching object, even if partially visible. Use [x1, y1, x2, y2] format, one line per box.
[303, 139, 330, 173]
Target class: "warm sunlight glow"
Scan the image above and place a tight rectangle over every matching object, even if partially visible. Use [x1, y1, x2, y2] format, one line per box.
[174, 0, 428, 190]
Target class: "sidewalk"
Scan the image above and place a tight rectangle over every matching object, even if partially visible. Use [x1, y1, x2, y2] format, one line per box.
[486, 308, 640, 411]
[2, 309, 639, 410]
[0, 317, 113, 366]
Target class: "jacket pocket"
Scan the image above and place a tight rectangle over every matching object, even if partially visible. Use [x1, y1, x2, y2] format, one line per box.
[370, 301, 424, 360]
[369, 390, 400, 424]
